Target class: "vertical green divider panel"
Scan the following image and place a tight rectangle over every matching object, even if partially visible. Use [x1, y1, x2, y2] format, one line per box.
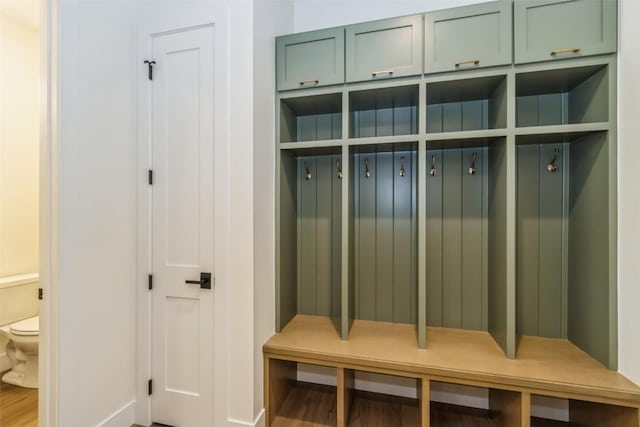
[568, 132, 612, 368]
[426, 150, 444, 327]
[343, 145, 353, 340]
[487, 139, 512, 356]
[278, 152, 298, 330]
[298, 156, 318, 314]
[332, 156, 343, 323]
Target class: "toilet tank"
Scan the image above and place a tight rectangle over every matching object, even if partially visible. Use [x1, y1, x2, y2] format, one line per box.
[0, 273, 39, 327]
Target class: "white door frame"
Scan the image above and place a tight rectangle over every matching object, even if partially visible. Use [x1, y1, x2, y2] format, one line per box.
[134, 7, 230, 426]
[40, 0, 59, 425]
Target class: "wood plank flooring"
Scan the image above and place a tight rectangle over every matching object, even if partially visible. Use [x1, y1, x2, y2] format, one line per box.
[0, 371, 38, 427]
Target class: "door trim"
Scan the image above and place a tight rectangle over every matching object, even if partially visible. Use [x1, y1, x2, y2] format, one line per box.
[135, 14, 230, 426]
[41, 0, 59, 425]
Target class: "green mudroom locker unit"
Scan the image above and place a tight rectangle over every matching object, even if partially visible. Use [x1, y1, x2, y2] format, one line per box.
[275, 0, 619, 372]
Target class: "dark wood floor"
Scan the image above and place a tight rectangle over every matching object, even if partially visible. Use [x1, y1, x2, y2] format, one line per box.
[0, 371, 38, 427]
[269, 382, 570, 427]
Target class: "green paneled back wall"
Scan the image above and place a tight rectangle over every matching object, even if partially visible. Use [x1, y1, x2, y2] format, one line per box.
[426, 147, 488, 331]
[516, 143, 566, 338]
[352, 148, 417, 324]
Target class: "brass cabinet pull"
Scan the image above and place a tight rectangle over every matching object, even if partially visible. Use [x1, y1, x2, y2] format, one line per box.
[550, 47, 581, 56]
[455, 59, 480, 67]
[372, 70, 393, 77]
[299, 79, 319, 86]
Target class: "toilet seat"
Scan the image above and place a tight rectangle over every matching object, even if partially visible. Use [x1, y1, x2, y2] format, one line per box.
[10, 317, 39, 336]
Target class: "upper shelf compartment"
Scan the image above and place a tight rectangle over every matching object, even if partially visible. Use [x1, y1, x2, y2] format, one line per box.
[349, 85, 418, 139]
[514, 0, 617, 65]
[346, 15, 423, 83]
[427, 75, 507, 134]
[425, 0, 512, 74]
[276, 28, 345, 91]
[516, 64, 608, 128]
[280, 93, 342, 143]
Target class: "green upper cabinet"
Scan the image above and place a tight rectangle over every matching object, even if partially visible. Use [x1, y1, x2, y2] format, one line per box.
[345, 15, 423, 83]
[425, 1, 512, 74]
[514, 0, 617, 64]
[276, 28, 345, 91]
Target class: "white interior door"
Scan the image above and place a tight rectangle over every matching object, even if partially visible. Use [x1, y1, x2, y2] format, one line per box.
[151, 25, 215, 427]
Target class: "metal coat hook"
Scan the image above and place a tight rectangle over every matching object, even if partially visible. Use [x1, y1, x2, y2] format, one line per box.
[429, 155, 437, 176]
[548, 148, 560, 173]
[304, 161, 312, 180]
[399, 156, 406, 177]
[336, 159, 343, 180]
[364, 158, 371, 179]
[468, 152, 478, 175]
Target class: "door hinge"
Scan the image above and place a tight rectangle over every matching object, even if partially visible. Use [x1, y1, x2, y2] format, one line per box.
[144, 60, 156, 80]
[38, 288, 43, 300]
[148, 169, 153, 185]
[148, 274, 153, 290]
[148, 379, 153, 396]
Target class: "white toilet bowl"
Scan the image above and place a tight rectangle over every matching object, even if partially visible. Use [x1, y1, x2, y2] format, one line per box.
[0, 316, 39, 388]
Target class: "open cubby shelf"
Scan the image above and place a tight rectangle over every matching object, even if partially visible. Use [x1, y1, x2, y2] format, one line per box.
[349, 85, 419, 138]
[426, 75, 507, 134]
[280, 93, 342, 143]
[516, 64, 609, 127]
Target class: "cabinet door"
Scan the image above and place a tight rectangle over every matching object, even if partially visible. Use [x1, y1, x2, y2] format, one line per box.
[346, 15, 423, 83]
[515, 0, 617, 64]
[425, 1, 512, 74]
[276, 28, 345, 91]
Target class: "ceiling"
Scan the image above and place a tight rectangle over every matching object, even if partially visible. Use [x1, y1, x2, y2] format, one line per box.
[0, 0, 40, 30]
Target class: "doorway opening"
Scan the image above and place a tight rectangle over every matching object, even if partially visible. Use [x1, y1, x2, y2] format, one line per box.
[0, 0, 47, 425]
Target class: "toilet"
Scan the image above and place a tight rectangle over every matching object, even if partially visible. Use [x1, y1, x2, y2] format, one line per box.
[0, 316, 39, 388]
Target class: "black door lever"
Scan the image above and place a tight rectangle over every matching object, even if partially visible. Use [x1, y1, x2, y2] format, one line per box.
[186, 272, 212, 289]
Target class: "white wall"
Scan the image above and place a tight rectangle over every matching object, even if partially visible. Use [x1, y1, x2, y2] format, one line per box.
[253, 0, 294, 421]
[617, 0, 640, 386]
[56, 1, 137, 425]
[294, 0, 488, 31]
[0, 9, 40, 278]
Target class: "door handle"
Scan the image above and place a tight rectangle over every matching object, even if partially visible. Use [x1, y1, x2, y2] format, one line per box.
[186, 272, 212, 289]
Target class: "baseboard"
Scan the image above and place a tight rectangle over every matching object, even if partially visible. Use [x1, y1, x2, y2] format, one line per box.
[0, 352, 10, 373]
[228, 409, 265, 427]
[97, 400, 136, 427]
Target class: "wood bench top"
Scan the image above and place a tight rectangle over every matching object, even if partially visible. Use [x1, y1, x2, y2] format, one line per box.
[264, 315, 640, 406]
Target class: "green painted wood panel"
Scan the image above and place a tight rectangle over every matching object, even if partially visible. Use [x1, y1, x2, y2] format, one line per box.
[488, 140, 509, 354]
[568, 132, 612, 368]
[354, 149, 418, 324]
[346, 15, 423, 83]
[515, 0, 617, 65]
[350, 86, 419, 138]
[426, 151, 444, 326]
[277, 28, 345, 91]
[425, 0, 512, 74]
[426, 147, 486, 331]
[296, 155, 342, 319]
[516, 144, 565, 338]
[279, 152, 298, 330]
